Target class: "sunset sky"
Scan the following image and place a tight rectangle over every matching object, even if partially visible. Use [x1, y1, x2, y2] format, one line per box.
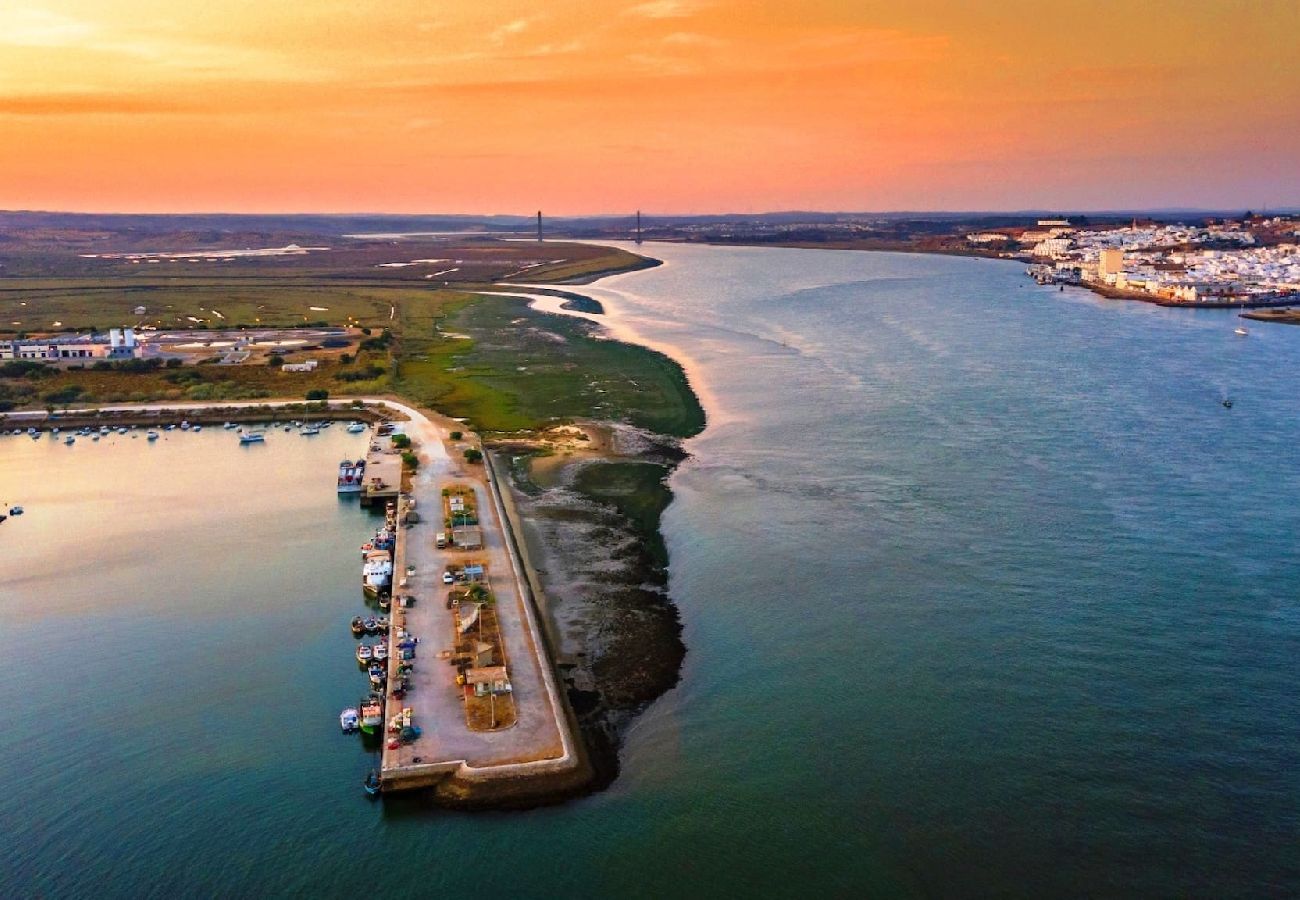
[1, 0, 1297, 214]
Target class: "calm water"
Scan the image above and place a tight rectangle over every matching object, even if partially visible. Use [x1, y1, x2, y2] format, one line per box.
[4, 246, 1299, 897]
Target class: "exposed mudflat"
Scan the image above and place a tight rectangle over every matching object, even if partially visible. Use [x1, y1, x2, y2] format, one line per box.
[498, 423, 686, 785]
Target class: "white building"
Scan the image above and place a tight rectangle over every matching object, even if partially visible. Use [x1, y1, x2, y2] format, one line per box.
[0, 327, 142, 361]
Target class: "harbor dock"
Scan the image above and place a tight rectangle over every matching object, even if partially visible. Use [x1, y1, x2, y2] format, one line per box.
[360, 432, 402, 506]
[374, 409, 578, 798]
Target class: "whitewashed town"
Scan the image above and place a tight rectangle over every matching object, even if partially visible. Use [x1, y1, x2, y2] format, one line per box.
[1011, 216, 1300, 307]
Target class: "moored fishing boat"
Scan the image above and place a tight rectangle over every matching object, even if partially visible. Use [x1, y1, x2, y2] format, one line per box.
[368, 664, 386, 686]
[339, 708, 359, 734]
[363, 617, 378, 634]
[337, 459, 365, 493]
[363, 768, 382, 796]
[374, 642, 388, 661]
[239, 431, 266, 444]
[359, 695, 384, 734]
[347, 422, 366, 433]
[362, 550, 393, 598]
[146, 431, 159, 441]
[356, 643, 373, 664]
[350, 616, 365, 637]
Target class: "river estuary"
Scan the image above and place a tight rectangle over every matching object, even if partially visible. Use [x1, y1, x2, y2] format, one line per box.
[3, 244, 1298, 896]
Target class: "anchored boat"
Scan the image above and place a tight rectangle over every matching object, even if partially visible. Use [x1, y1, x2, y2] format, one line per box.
[340, 708, 359, 734]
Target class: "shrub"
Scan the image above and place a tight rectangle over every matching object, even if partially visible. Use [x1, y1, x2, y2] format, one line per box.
[165, 357, 182, 368]
[401, 450, 419, 470]
[43, 385, 85, 406]
[92, 360, 113, 371]
[267, 354, 285, 367]
[391, 433, 411, 449]
[338, 353, 354, 364]
[1, 360, 53, 379]
[463, 448, 482, 464]
[305, 389, 329, 401]
[449, 430, 462, 440]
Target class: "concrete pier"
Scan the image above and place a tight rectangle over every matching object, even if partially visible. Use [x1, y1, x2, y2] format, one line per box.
[360, 433, 402, 506]
[376, 407, 579, 798]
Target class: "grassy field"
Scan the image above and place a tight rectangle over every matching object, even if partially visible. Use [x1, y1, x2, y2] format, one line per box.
[0, 282, 422, 333]
[394, 294, 705, 437]
[1, 239, 704, 439]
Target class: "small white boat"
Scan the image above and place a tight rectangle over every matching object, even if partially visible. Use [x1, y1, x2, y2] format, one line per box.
[340, 708, 360, 734]
[347, 422, 366, 433]
[52, 427, 60, 434]
[65, 436, 75, 445]
[374, 643, 388, 661]
[356, 644, 373, 664]
[239, 431, 266, 444]
[9, 506, 23, 515]
[1234, 326, 1249, 336]
[146, 431, 160, 441]
[180, 420, 190, 430]
[223, 422, 237, 429]
[301, 426, 321, 436]
[99, 425, 110, 435]
[192, 425, 202, 432]
[117, 426, 128, 434]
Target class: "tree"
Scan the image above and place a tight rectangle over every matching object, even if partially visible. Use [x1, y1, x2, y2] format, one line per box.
[391, 432, 411, 449]
[449, 430, 462, 440]
[268, 354, 285, 367]
[401, 450, 419, 470]
[463, 448, 482, 464]
[165, 357, 182, 368]
[305, 389, 329, 401]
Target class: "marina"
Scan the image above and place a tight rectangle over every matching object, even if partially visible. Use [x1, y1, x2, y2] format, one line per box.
[2, 398, 576, 803]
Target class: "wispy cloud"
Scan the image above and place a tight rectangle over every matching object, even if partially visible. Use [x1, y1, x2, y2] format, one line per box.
[662, 32, 726, 47]
[0, 8, 96, 47]
[626, 1, 704, 19]
[490, 18, 531, 44]
[0, 6, 330, 83]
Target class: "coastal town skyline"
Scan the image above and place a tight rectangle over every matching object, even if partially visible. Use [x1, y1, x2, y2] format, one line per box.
[2, 0, 1298, 214]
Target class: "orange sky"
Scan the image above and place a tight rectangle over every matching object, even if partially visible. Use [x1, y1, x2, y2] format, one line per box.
[1, 0, 1297, 214]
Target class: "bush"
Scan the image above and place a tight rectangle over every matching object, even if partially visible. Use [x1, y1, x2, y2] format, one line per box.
[401, 450, 419, 470]
[43, 385, 85, 406]
[391, 433, 411, 449]
[1, 360, 53, 379]
[113, 358, 163, 373]
[165, 357, 182, 368]
[335, 364, 385, 383]
[92, 360, 113, 371]
[449, 430, 462, 440]
[305, 389, 329, 401]
[338, 353, 354, 364]
[463, 448, 482, 464]
[267, 354, 285, 367]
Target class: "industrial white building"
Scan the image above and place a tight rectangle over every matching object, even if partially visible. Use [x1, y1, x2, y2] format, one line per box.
[0, 327, 142, 361]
